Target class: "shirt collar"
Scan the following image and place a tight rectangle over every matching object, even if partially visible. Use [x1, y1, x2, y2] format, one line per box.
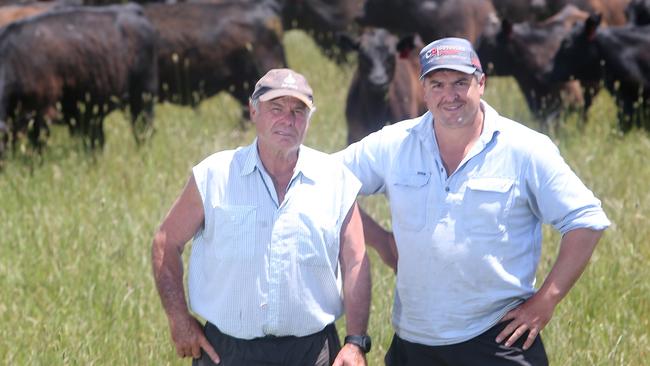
[409, 111, 434, 142]
[480, 100, 501, 143]
[293, 145, 317, 183]
[473, 100, 502, 153]
[240, 139, 259, 177]
[239, 139, 316, 183]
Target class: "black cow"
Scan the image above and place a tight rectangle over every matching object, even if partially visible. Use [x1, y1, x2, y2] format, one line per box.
[357, 0, 500, 46]
[0, 4, 158, 155]
[281, 0, 363, 61]
[491, 0, 550, 22]
[477, 5, 592, 124]
[189, 0, 363, 62]
[343, 28, 426, 144]
[492, 0, 630, 25]
[143, 2, 287, 118]
[550, 14, 650, 131]
[545, 0, 630, 25]
[0, 0, 30, 5]
[0, 2, 59, 28]
[0, 119, 7, 162]
[626, 0, 650, 24]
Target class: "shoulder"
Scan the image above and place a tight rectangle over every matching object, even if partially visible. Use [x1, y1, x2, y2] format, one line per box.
[352, 112, 428, 151]
[302, 145, 361, 182]
[490, 113, 558, 156]
[301, 145, 352, 174]
[382, 114, 425, 138]
[193, 145, 250, 177]
[300, 144, 330, 161]
[196, 149, 237, 168]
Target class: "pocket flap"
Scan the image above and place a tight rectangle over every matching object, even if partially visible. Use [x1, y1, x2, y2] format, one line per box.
[466, 177, 514, 193]
[394, 171, 431, 187]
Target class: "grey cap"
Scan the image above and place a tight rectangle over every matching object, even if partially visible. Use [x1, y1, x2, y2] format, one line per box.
[419, 37, 483, 79]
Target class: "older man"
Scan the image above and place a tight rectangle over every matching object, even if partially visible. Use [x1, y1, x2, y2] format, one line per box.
[152, 68, 371, 366]
[337, 38, 610, 365]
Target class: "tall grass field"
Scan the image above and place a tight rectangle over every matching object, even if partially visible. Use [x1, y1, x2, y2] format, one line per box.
[1, 30, 648, 365]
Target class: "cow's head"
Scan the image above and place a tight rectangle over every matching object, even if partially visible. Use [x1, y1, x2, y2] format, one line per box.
[626, 0, 650, 25]
[476, 18, 517, 76]
[346, 28, 406, 92]
[549, 13, 602, 83]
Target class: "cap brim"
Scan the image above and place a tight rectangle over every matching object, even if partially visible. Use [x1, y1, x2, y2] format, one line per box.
[258, 89, 313, 109]
[420, 65, 477, 79]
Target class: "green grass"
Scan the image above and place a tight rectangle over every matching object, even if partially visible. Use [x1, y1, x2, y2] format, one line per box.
[1, 30, 649, 365]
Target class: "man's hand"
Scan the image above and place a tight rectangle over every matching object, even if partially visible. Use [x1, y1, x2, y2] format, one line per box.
[496, 228, 603, 350]
[332, 343, 367, 366]
[495, 292, 556, 350]
[169, 315, 220, 363]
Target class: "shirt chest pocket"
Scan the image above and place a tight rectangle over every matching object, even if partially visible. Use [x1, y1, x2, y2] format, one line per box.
[462, 177, 515, 236]
[210, 205, 256, 260]
[276, 212, 337, 267]
[389, 172, 431, 231]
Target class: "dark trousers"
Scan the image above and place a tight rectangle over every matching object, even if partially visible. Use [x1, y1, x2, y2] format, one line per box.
[193, 322, 341, 366]
[385, 321, 549, 366]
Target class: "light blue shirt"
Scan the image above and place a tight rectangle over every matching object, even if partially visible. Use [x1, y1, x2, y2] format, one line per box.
[337, 100, 610, 345]
[188, 140, 361, 339]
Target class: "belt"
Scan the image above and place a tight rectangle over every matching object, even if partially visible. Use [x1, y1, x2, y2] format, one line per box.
[206, 322, 333, 341]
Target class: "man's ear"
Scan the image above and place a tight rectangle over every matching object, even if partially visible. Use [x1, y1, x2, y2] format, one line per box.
[249, 99, 257, 121]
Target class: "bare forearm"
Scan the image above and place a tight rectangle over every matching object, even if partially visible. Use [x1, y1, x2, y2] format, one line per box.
[152, 233, 191, 323]
[537, 228, 603, 305]
[340, 203, 371, 335]
[360, 208, 389, 247]
[343, 254, 371, 335]
[359, 207, 397, 270]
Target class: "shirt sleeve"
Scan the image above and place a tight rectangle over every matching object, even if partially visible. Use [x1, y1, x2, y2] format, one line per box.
[333, 130, 389, 196]
[524, 136, 610, 234]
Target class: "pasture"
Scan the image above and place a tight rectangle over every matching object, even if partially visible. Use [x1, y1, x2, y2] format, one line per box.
[1, 30, 648, 365]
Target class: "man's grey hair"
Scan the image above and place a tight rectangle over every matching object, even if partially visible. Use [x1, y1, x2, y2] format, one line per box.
[250, 96, 261, 112]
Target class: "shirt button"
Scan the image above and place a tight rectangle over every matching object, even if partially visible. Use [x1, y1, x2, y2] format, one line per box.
[445, 187, 450, 192]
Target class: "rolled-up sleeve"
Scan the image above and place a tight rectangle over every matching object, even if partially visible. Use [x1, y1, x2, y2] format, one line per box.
[524, 136, 610, 234]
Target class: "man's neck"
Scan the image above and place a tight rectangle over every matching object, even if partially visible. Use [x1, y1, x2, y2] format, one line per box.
[434, 110, 484, 175]
[257, 143, 299, 203]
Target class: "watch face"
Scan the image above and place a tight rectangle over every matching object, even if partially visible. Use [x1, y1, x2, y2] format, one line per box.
[345, 335, 372, 353]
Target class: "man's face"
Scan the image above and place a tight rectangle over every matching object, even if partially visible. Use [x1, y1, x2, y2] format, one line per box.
[421, 69, 485, 130]
[251, 96, 311, 154]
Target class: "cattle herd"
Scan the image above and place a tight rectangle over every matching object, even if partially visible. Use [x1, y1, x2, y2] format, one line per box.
[0, 0, 649, 164]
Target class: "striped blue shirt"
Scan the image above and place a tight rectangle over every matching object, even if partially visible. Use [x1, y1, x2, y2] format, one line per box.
[337, 100, 610, 345]
[188, 140, 361, 339]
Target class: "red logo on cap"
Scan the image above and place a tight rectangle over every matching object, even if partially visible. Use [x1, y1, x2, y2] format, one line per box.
[425, 46, 464, 59]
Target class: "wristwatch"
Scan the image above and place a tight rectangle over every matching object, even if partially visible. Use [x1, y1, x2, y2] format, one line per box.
[344, 334, 372, 353]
